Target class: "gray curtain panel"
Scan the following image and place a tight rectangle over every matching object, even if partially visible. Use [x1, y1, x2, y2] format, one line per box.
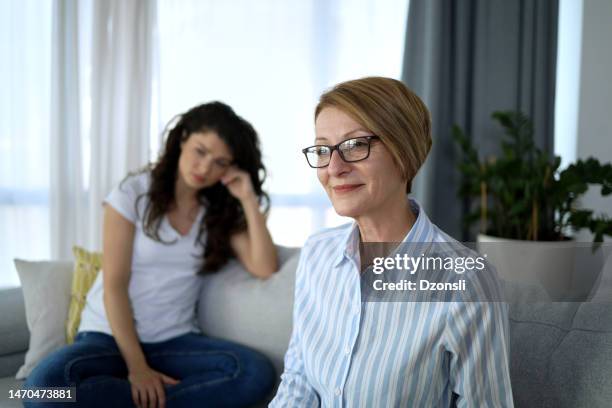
[402, 0, 558, 240]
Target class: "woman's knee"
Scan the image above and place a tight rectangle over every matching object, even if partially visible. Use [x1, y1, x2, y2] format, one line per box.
[235, 348, 276, 397]
[24, 340, 108, 388]
[24, 351, 70, 388]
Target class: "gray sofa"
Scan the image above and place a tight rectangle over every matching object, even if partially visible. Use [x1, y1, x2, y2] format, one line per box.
[1, 246, 611, 407]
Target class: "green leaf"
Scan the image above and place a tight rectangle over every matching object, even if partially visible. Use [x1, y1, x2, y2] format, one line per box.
[452, 110, 612, 242]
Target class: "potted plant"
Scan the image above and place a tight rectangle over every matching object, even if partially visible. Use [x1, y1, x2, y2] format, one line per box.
[453, 111, 612, 299]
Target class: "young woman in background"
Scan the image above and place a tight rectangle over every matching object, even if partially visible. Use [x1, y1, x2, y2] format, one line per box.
[25, 102, 278, 408]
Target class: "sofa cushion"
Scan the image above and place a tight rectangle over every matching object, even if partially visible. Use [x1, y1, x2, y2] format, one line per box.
[0, 352, 26, 381]
[0, 376, 24, 408]
[66, 246, 102, 344]
[0, 288, 29, 380]
[13, 259, 73, 379]
[0, 288, 28, 358]
[197, 246, 299, 376]
[509, 302, 612, 408]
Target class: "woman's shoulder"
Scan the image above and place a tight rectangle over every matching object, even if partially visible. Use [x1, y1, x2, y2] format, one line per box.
[104, 168, 153, 221]
[116, 168, 153, 196]
[303, 222, 354, 251]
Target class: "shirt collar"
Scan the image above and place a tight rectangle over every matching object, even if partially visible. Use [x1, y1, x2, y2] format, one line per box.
[333, 197, 435, 267]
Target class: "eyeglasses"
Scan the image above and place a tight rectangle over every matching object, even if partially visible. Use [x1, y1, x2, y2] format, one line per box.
[302, 136, 380, 168]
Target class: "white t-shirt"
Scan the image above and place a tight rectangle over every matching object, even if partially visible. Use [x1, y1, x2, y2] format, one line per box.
[79, 171, 206, 342]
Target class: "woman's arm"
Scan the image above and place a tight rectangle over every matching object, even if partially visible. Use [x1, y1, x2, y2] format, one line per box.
[102, 205, 143, 371]
[102, 205, 178, 408]
[446, 301, 514, 407]
[222, 168, 278, 278]
[230, 195, 278, 278]
[270, 245, 319, 406]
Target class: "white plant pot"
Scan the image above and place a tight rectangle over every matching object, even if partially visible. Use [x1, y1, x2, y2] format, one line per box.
[476, 234, 576, 300]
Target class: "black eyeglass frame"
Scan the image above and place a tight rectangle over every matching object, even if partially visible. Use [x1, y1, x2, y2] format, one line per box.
[301, 135, 380, 168]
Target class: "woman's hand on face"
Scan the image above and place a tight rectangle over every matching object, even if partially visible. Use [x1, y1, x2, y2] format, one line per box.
[128, 366, 179, 408]
[221, 167, 256, 203]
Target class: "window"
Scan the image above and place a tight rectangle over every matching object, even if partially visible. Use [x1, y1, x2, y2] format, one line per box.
[0, 0, 410, 287]
[554, 0, 582, 168]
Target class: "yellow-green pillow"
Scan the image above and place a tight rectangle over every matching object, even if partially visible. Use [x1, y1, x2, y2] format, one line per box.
[66, 246, 102, 344]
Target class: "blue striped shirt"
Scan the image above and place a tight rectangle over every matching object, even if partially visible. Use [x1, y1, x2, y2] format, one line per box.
[270, 198, 514, 407]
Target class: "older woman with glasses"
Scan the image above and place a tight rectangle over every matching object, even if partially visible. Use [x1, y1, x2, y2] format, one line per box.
[270, 77, 513, 407]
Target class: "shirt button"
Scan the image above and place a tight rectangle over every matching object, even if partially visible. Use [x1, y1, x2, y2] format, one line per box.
[335, 388, 341, 396]
[345, 346, 351, 355]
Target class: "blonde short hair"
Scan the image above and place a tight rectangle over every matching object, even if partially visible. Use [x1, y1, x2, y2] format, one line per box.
[315, 76, 432, 193]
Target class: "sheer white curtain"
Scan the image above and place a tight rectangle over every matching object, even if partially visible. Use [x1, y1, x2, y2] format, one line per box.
[1, 0, 406, 287]
[0, 0, 52, 287]
[87, 0, 158, 248]
[50, 0, 84, 261]
[50, 0, 158, 260]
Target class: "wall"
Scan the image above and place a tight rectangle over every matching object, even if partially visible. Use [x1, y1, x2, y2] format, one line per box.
[575, 0, 612, 241]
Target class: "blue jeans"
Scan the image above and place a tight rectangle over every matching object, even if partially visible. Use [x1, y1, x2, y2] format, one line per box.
[23, 331, 276, 407]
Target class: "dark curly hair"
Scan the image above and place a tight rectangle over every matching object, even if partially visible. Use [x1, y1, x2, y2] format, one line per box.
[128, 101, 269, 274]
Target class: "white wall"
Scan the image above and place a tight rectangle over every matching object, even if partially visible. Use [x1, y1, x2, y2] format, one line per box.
[575, 0, 612, 241]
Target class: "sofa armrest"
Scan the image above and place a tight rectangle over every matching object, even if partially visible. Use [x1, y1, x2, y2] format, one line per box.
[0, 287, 29, 377]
